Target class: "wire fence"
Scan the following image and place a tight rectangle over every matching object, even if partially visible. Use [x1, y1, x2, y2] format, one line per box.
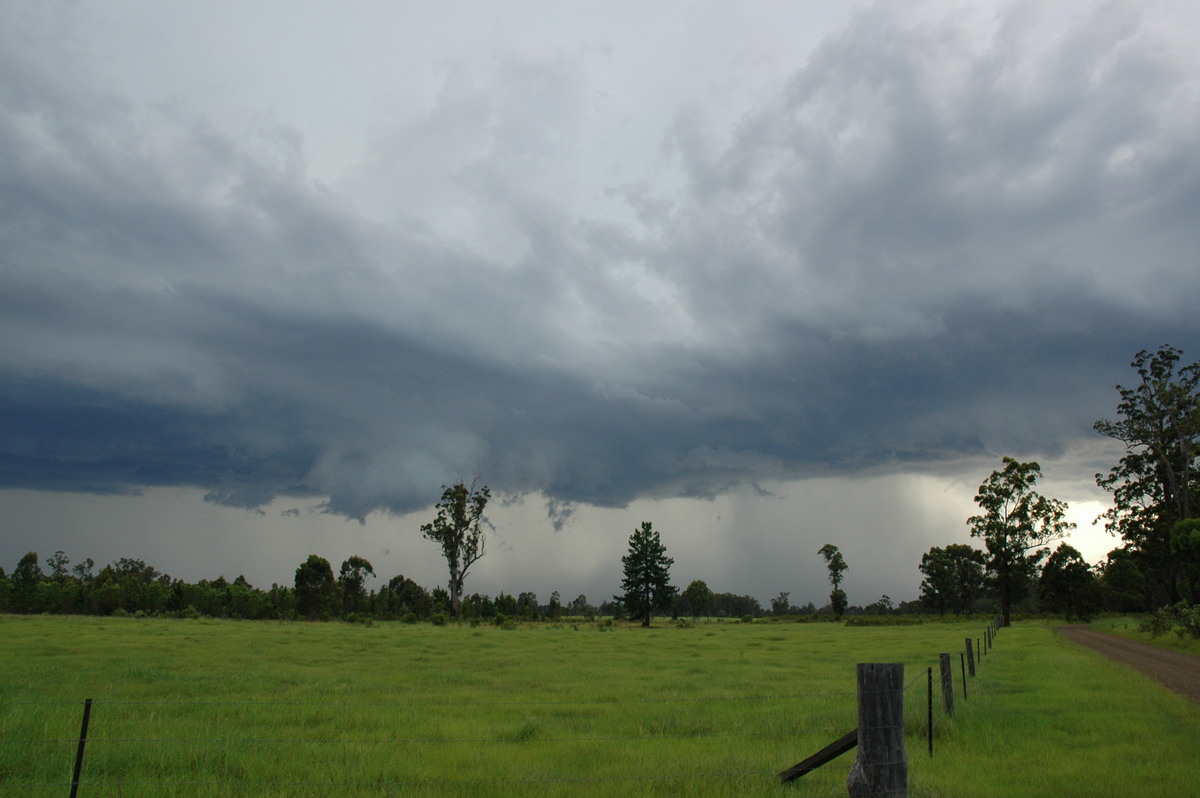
[1, 618, 1005, 796]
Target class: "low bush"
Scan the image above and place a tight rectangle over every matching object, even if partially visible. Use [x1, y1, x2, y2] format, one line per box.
[1139, 602, 1200, 639]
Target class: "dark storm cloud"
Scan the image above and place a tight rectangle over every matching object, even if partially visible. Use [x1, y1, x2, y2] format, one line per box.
[2, 1, 1198, 522]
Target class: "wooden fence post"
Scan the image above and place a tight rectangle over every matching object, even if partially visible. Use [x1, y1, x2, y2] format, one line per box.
[939, 653, 954, 717]
[965, 637, 976, 677]
[848, 663, 907, 798]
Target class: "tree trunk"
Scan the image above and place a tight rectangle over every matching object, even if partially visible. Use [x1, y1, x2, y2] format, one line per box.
[449, 564, 461, 620]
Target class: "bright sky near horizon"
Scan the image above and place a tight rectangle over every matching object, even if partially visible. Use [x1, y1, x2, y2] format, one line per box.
[2, 0, 1198, 606]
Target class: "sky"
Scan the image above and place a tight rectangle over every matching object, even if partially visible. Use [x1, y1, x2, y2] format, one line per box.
[2, 0, 1199, 609]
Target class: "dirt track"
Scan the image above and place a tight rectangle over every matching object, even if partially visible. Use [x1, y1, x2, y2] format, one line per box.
[1057, 625, 1200, 704]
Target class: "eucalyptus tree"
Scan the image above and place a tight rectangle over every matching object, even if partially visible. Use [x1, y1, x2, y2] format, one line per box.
[968, 458, 1074, 626]
[294, 554, 337, 620]
[338, 555, 375, 615]
[420, 479, 491, 620]
[682, 579, 715, 619]
[1039, 544, 1100, 620]
[1094, 345, 1200, 604]
[818, 543, 848, 617]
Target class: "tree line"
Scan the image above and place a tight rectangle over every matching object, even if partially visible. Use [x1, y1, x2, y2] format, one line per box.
[0, 546, 767, 623]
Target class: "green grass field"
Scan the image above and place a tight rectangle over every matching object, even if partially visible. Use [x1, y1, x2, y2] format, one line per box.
[2, 615, 1196, 797]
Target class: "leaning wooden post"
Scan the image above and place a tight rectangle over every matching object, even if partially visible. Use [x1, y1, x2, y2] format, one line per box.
[965, 637, 976, 677]
[848, 663, 907, 798]
[939, 653, 954, 717]
[70, 698, 93, 798]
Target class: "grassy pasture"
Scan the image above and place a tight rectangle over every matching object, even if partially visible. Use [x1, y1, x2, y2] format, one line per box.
[1, 615, 1196, 797]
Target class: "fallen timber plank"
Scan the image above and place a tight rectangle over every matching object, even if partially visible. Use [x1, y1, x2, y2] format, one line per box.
[778, 728, 858, 783]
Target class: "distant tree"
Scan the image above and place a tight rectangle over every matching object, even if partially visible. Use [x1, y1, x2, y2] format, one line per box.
[864, 595, 894, 615]
[1039, 544, 1100, 620]
[1098, 547, 1150, 612]
[968, 457, 1074, 626]
[112, 557, 161, 584]
[384, 575, 432, 619]
[711, 592, 762, 618]
[617, 522, 675, 627]
[919, 544, 986, 615]
[72, 557, 95, 582]
[818, 544, 848, 618]
[431, 586, 451, 615]
[515, 591, 539, 620]
[338, 556, 375, 615]
[0, 567, 11, 612]
[569, 594, 593, 617]
[12, 551, 44, 613]
[1094, 346, 1200, 605]
[462, 592, 494, 620]
[294, 555, 337, 620]
[46, 551, 71, 582]
[547, 591, 563, 619]
[771, 590, 792, 616]
[681, 579, 715, 619]
[1171, 519, 1200, 602]
[494, 591, 518, 618]
[420, 480, 491, 620]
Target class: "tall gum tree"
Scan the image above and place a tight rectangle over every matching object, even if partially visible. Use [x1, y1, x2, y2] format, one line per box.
[1094, 345, 1200, 605]
[420, 479, 491, 621]
[968, 457, 1074, 626]
[818, 543, 848, 617]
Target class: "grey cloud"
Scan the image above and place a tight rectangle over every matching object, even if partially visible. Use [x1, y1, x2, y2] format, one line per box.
[2, 1, 1199, 524]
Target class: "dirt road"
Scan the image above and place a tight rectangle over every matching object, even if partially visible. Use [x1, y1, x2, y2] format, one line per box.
[1057, 625, 1200, 704]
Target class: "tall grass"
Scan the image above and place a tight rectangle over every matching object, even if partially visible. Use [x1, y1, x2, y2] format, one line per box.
[1, 615, 1196, 796]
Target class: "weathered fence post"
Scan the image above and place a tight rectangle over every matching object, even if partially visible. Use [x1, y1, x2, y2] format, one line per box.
[69, 698, 93, 798]
[965, 637, 976, 677]
[939, 653, 954, 717]
[848, 663, 907, 798]
[960, 652, 968, 700]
